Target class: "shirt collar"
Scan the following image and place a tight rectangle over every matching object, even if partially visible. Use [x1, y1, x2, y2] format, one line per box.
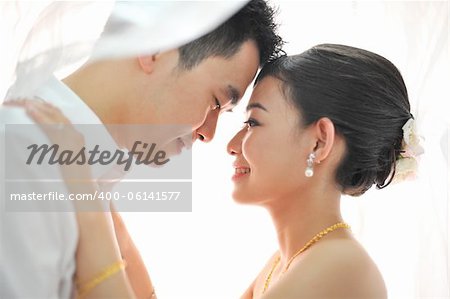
[35, 76, 103, 125]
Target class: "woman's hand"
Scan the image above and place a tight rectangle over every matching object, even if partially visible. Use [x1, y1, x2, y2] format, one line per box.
[4, 99, 93, 194]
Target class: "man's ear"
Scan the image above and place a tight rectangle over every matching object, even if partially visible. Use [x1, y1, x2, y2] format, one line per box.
[313, 117, 335, 163]
[137, 55, 157, 74]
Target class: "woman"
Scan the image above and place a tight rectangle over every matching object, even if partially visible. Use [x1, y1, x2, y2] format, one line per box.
[14, 44, 420, 298]
[229, 43, 414, 298]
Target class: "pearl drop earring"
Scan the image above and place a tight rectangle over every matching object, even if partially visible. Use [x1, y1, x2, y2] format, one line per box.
[305, 152, 316, 177]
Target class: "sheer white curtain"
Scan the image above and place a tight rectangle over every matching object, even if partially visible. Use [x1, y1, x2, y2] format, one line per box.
[1, 1, 448, 298]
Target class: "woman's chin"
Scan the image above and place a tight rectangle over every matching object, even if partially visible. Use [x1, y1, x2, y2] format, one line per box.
[231, 190, 254, 205]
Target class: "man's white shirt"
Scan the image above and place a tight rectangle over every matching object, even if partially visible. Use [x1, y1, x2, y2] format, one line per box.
[0, 76, 118, 298]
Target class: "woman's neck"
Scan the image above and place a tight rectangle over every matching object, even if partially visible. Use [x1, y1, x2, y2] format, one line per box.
[267, 184, 345, 267]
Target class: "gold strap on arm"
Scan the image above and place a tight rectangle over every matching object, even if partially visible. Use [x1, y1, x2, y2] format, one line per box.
[76, 260, 127, 299]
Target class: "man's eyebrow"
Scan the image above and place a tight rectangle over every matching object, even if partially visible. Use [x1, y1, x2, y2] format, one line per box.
[246, 102, 268, 112]
[227, 85, 241, 105]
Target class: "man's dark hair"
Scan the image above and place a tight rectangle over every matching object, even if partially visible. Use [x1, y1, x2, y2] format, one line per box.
[178, 0, 284, 69]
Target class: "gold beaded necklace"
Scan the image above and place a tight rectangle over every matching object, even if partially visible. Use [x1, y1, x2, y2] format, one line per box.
[262, 222, 351, 294]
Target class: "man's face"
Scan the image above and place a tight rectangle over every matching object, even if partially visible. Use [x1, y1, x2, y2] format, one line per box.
[129, 40, 260, 156]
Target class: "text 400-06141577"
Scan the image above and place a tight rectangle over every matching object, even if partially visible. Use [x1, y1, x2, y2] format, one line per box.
[95, 191, 181, 201]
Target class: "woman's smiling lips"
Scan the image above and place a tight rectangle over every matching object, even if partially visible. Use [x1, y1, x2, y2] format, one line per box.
[232, 164, 251, 181]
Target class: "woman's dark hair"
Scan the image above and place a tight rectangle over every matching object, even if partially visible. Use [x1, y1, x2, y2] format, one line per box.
[256, 44, 412, 196]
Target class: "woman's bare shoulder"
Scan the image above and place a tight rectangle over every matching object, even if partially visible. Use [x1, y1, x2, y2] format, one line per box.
[262, 238, 387, 299]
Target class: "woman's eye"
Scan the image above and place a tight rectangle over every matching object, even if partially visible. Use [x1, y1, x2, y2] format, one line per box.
[243, 118, 259, 128]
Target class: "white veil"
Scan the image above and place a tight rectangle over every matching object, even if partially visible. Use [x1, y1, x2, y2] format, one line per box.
[1, 0, 247, 101]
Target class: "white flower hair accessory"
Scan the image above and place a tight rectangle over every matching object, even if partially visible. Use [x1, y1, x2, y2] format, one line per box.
[393, 118, 424, 183]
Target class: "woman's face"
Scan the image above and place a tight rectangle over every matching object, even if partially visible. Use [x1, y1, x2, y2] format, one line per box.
[227, 76, 314, 205]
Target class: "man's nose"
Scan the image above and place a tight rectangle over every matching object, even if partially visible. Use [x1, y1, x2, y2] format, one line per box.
[196, 111, 219, 142]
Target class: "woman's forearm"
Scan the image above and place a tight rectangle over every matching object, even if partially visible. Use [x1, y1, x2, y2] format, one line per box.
[111, 208, 156, 298]
[71, 185, 136, 299]
[75, 210, 136, 298]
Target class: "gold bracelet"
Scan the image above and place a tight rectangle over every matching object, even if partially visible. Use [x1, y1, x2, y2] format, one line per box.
[77, 260, 126, 299]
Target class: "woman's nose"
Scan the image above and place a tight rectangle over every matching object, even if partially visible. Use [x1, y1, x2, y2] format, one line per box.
[227, 128, 245, 155]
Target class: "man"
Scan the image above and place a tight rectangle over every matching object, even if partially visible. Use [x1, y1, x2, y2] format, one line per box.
[0, 0, 283, 298]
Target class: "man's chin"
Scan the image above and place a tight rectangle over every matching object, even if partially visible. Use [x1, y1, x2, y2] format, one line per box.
[131, 137, 192, 169]
[152, 138, 186, 164]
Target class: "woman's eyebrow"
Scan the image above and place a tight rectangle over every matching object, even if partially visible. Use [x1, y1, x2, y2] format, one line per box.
[246, 102, 268, 112]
